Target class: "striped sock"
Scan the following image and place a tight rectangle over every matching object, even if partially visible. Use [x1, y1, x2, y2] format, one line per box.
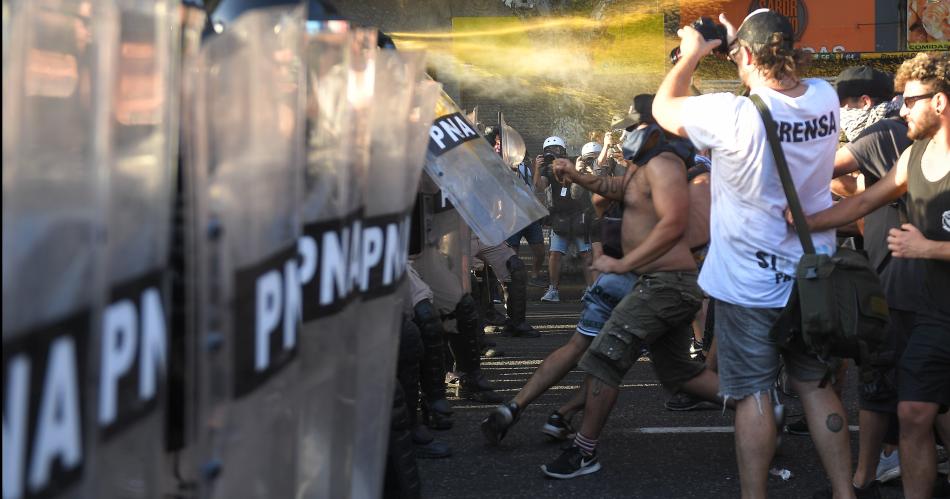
[573, 432, 597, 455]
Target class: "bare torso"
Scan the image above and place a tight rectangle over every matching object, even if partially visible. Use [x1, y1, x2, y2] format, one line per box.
[620, 152, 697, 274]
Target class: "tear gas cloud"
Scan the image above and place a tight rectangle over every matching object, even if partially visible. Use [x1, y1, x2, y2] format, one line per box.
[389, 0, 730, 146]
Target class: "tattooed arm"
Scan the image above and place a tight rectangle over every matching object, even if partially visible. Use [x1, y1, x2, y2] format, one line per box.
[551, 158, 626, 201]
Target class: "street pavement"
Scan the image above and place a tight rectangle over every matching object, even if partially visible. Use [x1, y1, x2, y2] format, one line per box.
[417, 269, 909, 499]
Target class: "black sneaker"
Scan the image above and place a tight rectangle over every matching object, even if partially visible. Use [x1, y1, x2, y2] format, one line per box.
[541, 411, 575, 440]
[785, 416, 809, 436]
[481, 401, 520, 445]
[541, 445, 601, 479]
[664, 392, 716, 411]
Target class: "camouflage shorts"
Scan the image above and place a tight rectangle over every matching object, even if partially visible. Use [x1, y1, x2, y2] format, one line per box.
[580, 271, 704, 390]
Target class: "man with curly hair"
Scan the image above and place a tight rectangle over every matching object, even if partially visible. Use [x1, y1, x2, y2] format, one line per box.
[653, 9, 857, 499]
[803, 51, 950, 499]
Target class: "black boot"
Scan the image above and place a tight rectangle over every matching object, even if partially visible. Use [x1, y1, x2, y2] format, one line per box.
[412, 300, 453, 430]
[397, 318, 424, 428]
[501, 256, 540, 338]
[448, 295, 505, 404]
[473, 267, 506, 327]
[459, 370, 506, 404]
[383, 383, 421, 499]
[411, 424, 452, 459]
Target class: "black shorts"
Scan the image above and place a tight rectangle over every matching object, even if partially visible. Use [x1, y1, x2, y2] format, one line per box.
[897, 312, 950, 410]
[859, 309, 914, 414]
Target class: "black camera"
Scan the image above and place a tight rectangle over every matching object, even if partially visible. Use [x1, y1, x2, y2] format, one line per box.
[669, 17, 729, 65]
[539, 153, 557, 177]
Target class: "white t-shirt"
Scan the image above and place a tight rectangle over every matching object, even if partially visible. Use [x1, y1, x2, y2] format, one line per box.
[682, 79, 838, 308]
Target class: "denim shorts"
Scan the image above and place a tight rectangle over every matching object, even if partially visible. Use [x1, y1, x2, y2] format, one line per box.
[506, 220, 544, 247]
[715, 300, 837, 400]
[580, 272, 705, 390]
[576, 272, 637, 337]
[550, 231, 591, 254]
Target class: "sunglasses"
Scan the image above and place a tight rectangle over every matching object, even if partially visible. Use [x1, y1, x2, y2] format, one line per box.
[902, 93, 935, 108]
[727, 40, 742, 66]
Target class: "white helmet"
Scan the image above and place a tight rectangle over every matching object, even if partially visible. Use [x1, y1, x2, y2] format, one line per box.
[542, 136, 566, 150]
[581, 141, 603, 157]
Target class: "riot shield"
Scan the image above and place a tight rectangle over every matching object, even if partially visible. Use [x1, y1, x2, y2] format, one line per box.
[191, 5, 305, 498]
[2, 1, 116, 498]
[405, 81, 443, 193]
[318, 26, 377, 499]
[412, 174, 473, 310]
[425, 90, 547, 246]
[295, 22, 369, 499]
[93, 1, 179, 497]
[499, 112, 527, 170]
[349, 47, 427, 499]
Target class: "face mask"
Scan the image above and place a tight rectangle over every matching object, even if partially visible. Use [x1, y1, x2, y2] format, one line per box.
[620, 123, 696, 168]
[620, 124, 662, 165]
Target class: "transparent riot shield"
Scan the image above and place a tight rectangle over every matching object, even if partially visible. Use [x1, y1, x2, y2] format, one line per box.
[94, 1, 179, 497]
[425, 90, 548, 246]
[192, 6, 305, 498]
[349, 47, 427, 499]
[500, 112, 527, 170]
[2, 1, 116, 498]
[412, 173, 473, 306]
[295, 22, 368, 499]
[320, 27, 377, 499]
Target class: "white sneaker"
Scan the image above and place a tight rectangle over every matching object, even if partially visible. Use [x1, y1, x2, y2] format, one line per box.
[875, 449, 900, 483]
[540, 286, 560, 303]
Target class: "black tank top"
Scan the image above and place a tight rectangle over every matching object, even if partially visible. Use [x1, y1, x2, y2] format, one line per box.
[905, 139, 950, 318]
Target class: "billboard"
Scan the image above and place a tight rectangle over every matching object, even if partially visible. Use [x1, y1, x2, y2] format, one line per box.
[908, 0, 949, 50]
[679, 0, 876, 53]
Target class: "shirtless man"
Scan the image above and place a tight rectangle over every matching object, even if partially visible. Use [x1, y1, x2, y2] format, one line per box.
[539, 123, 723, 479]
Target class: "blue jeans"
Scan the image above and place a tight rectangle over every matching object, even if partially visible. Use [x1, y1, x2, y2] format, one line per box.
[715, 300, 836, 400]
[576, 272, 636, 337]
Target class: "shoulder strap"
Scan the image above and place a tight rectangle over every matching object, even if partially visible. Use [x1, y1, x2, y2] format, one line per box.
[749, 94, 816, 255]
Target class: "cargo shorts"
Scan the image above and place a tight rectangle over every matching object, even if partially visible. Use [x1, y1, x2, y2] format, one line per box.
[579, 271, 705, 390]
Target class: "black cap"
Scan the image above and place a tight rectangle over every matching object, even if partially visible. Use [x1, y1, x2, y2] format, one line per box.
[836, 66, 894, 102]
[736, 9, 793, 50]
[611, 94, 655, 131]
